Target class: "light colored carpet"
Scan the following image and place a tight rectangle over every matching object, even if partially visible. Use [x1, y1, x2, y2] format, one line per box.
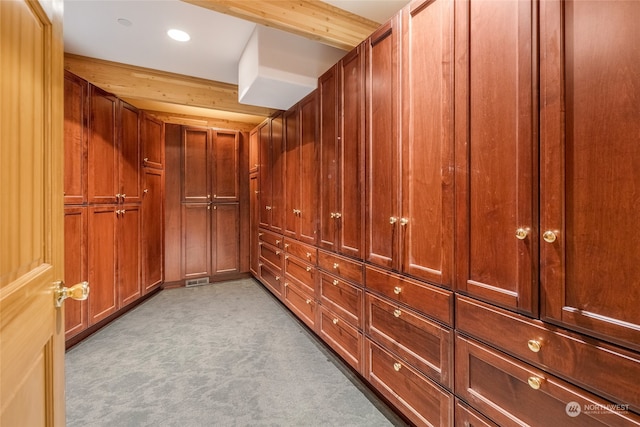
[65, 279, 407, 427]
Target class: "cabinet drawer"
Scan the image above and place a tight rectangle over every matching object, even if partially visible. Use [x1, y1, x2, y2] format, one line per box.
[318, 306, 363, 372]
[366, 293, 453, 390]
[365, 265, 453, 326]
[455, 335, 640, 426]
[318, 250, 363, 284]
[456, 295, 640, 413]
[365, 339, 453, 427]
[283, 282, 315, 330]
[318, 272, 363, 328]
[455, 399, 498, 427]
[258, 228, 283, 249]
[259, 241, 283, 271]
[259, 262, 283, 298]
[284, 255, 315, 295]
[284, 238, 317, 264]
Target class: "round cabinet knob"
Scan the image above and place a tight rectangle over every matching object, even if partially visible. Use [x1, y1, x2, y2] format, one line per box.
[306, 266, 312, 272]
[527, 376, 543, 390]
[399, 218, 409, 226]
[275, 276, 280, 281]
[305, 299, 312, 305]
[527, 339, 542, 353]
[393, 309, 401, 318]
[393, 362, 402, 372]
[332, 280, 339, 286]
[515, 228, 529, 240]
[284, 243, 290, 249]
[306, 252, 312, 259]
[334, 213, 341, 219]
[543, 230, 557, 243]
[393, 286, 402, 295]
[389, 216, 398, 225]
[275, 240, 281, 245]
[333, 263, 339, 270]
[330, 212, 336, 218]
[332, 318, 339, 325]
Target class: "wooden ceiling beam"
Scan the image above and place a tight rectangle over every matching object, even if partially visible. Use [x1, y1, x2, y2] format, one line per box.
[64, 54, 276, 118]
[181, 0, 380, 51]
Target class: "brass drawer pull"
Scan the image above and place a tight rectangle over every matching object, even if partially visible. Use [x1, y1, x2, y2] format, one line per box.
[306, 299, 312, 305]
[393, 362, 402, 372]
[389, 216, 397, 225]
[333, 263, 339, 269]
[332, 279, 339, 286]
[306, 252, 312, 259]
[393, 309, 401, 318]
[275, 276, 280, 281]
[284, 243, 290, 249]
[516, 228, 529, 240]
[527, 339, 542, 353]
[399, 218, 408, 226]
[393, 286, 402, 295]
[275, 250, 281, 255]
[527, 376, 543, 390]
[275, 239, 281, 245]
[332, 318, 339, 325]
[543, 230, 557, 243]
[306, 266, 312, 272]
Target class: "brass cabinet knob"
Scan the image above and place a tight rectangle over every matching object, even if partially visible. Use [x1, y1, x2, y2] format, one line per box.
[275, 276, 280, 281]
[516, 228, 529, 240]
[543, 230, 557, 243]
[393, 362, 402, 372]
[275, 251, 281, 255]
[143, 189, 149, 194]
[527, 339, 542, 353]
[333, 263, 339, 269]
[143, 157, 149, 163]
[334, 212, 341, 219]
[259, 232, 264, 237]
[306, 266, 312, 272]
[527, 376, 543, 390]
[393, 286, 402, 295]
[306, 252, 312, 259]
[332, 318, 339, 325]
[305, 299, 312, 305]
[332, 280, 339, 286]
[275, 239, 281, 245]
[393, 309, 401, 318]
[399, 218, 409, 226]
[389, 216, 398, 225]
[330, 212, 336, 218]
[284, 243, 290, 249]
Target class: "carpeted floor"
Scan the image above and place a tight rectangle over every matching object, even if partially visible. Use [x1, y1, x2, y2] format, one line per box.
[65, 279, 407, 427]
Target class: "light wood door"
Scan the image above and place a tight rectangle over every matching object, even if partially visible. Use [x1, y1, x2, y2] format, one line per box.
[0, 0, 66, 425]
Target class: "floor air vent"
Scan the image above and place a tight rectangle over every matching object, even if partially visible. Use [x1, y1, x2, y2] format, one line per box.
[185, 278, 210, 288]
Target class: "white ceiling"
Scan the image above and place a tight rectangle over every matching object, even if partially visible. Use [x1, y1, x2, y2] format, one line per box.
[63, 0, 410, 87]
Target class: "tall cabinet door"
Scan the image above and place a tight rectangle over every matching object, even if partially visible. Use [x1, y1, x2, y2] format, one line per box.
[339, 45, 365, 259]
[119, 101, 141, 204]
[63, 71, 88, 205]
[270, 113, 285, 233]
[64, 206, 87, 339]
[212, 130, 239, 202]
[540, 0, 640, 350]
[212, 203, 240, 274]
[284, 107, 300, 239]
[258, 120, 272, 229]
[142, 168, 164, 293]
[118, 205, 141, 307]
[318, 65, 338, 251]
[141, 112, 164, 170]
[366, 17, 401, 269]
[182, 203, 211, 279]
[298, 92, 318, 245]
[88, 205, 118, 325]
[454, 0, 538, 314]
[249, 173, 259, 276]
[182, 127, 211, 203]
[88, 86, 118, 204]
[401, 0, 454, 287]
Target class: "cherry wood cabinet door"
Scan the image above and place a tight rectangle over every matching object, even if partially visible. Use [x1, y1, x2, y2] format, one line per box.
[249, 128, 259, 174]
[88, 85, 118, 204]
[539, 0, 640, 351]
[88, 205, 118, 325]
[318, 64, 338, 251]
[182, 127, 210, 203]
[141, 112, 164, 170]
[298, 92, 318, 245]
[283, 107, 300, 240]
[181, 203, 211, 279]
[212, 130, 239, 202]
[63, 71, 88, 205]
[212, 203, 240, 274]
[118, 204, 141, 307]
[401, 0, 454, 287]
[270, 113, 285, 234]
[142, 168, 164, 294]
[365, 17, 401, 270]
[249, 173, 259, 276]
[339, 46, 365, 259]
[119, 101, 141, 204]
[258, 120, 272, 229]
[64, 206, 88, 339]
[454, 0, 538, 315]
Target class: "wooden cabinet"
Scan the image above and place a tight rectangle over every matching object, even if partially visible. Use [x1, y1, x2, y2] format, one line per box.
[182, 126, 210, 203]
[88, 205, 118, 325]
[118, 102, 141, 204]
[249, 128, 259, 174]
[258, 114, 284, 233]
[211, 203, 239, 275]
[212, 130, 239, 202]
[141, 168, 164, 294]
[141, 112, 164, 170]
[539, 0, 640, 351]
[63, 71, 88, 205]
[64, 206, 87, 339]
[284, 93, 318, 245]
[249, 173, 259, 276]
[87, 85, 118, 204]
[117, 204, 141, 307]
[319, 46, 365, 259]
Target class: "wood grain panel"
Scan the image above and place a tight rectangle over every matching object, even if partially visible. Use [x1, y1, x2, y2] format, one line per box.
[118, 205, 141, 307]
[142, 169, 164, 293]
[141, 112, 165, 169]
[182, 127, 210, 202]
[283, 107, 300, 239]
[270, 113, 285, 233]
[64, 207, 88, 339]
[181, 203, 211, 278]
[212, 130, 239, 201]
[212, 203, 239, 274]
[298, 92, 318, 245]
[63, 71, 88, 204]
[119, 101, 141, 203]
[318, 64, 338, 251]
[88, 206, 118, 325]
[88, 85, 118, 204]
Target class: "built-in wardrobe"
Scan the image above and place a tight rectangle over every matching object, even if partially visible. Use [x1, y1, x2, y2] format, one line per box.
[251, 0, 640, 425]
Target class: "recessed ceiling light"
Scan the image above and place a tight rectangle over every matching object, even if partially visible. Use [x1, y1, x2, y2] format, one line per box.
[167, 29, 190, 42]
[117, 18, 133, 27]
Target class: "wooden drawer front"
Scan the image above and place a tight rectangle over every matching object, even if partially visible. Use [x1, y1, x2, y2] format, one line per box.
[318, 272, 363, 329]
[455, 399, 498, 427]
[365, 339, 453, 427]
[318, 306, 363, 372]
[258, 229, 283, 248]
[365, 265, 453, 326]
[366, 293, 453, 390]
[283, 282, 315, 330]
[259, 242, 283, 271]
[456, 295, 640, 413]
[455, 335, 640, 427]
[284, 255, 315, 295]
[284, 238, 317, 264]
[318, 250, 363, 284]
[259, 262, 283, 298]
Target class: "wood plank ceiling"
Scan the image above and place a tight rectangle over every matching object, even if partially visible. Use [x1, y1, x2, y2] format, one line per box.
[65, 1, 380, 128]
